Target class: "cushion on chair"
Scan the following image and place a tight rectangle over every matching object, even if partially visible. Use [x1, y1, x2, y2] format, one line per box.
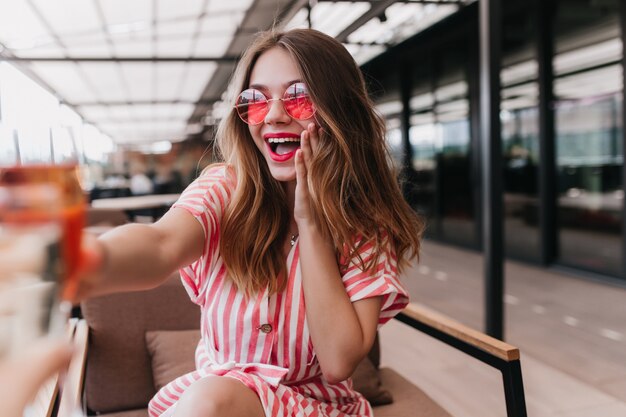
[81, 275, 200, 414]
[145, 329, 200, 391]
[374, 368, 453, 417]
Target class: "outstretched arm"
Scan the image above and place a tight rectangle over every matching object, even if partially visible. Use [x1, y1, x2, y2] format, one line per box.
[76, 207, 204, 300]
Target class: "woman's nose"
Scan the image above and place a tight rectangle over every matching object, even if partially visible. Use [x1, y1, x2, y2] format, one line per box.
[264, 99, 291, 125]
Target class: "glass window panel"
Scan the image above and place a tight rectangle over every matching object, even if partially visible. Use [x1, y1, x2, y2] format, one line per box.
[554, 0, 623, 276]
[434, 55, 474, 247]
[500, 4, 540, 262]
[408, 115, 437, 222]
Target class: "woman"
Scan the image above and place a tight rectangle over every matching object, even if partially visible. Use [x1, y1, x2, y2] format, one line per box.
[80, 29, 423, 417]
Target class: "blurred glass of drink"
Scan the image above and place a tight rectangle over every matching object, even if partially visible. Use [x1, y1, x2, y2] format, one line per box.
[0, 163, 86, 300]
[0, 183, 63, 357]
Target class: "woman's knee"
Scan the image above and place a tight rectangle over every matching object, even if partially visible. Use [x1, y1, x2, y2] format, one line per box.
[175, 376, 263, 417]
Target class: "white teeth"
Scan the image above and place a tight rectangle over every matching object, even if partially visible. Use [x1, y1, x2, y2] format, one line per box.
[267, 138, 300, 144]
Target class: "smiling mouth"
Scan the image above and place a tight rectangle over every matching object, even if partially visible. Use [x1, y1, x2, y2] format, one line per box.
[267, 137, 301, 155]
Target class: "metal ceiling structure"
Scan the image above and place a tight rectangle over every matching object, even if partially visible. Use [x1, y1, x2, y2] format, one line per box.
[0, 0, 472, 146]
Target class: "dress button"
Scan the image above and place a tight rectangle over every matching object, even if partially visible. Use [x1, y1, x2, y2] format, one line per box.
[258, 323, 273, 333]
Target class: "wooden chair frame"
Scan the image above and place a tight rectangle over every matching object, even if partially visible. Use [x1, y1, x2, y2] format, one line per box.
[396, 304, 528, 417]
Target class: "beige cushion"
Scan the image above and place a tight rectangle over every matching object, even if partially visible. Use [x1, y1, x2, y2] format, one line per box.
[374, 368, 452, 416]
[81, 275, 200, 414]
[145, 329, 200, 391]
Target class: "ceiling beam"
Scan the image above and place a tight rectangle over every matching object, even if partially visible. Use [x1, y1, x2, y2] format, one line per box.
[334, 0, 399, 43]
[2, 56, 240, 63]
[72, 99, 220, 106]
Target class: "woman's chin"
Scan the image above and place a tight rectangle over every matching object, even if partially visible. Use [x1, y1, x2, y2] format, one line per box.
[268, 167, 296, 183]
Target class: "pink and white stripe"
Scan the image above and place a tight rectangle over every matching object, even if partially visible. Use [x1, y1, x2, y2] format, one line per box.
[149, 165, 409, 417]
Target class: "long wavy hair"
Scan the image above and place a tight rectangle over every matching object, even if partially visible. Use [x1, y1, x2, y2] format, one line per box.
[214, 29, 423, 295]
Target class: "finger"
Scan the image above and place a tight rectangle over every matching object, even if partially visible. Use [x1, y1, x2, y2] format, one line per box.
[307, 123, 320, 153]
[300, 129, 313, 168]
[295, 150, 309, 197]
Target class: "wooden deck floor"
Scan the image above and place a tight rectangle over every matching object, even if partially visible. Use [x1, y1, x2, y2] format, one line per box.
[380, 240, 626, 417]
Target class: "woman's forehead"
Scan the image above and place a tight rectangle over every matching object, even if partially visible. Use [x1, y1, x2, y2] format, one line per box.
[248, 47, 302, 89]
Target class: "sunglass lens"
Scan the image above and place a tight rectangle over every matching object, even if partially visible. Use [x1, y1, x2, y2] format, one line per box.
[236, 89, 268, 124]
[284, 83, 315, 120]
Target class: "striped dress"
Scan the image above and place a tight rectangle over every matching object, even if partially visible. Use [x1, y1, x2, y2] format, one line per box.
[148, 165, 409, 417]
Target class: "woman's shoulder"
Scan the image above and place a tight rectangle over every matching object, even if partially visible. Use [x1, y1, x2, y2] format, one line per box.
[197, 163, 236, 190]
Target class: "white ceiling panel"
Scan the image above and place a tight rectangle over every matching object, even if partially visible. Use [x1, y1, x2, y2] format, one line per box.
[65, 33, 111, 57]
[31, 0, 100, 35]
[0, 1, 50, 48]
[155, 63, 186, 101]
[119, 63, 154, 101]
[158, 0, 204, 21]
[78, 63, 126, 101]
[107, 105, 139, 120]
[29, 62, 97, 104]
[193, 35, 232, 57]
[311, 2, 370, 38]
[284, 9, 307, 31]
[61, 32, 107, 48]
[99, 0, 152, 27]
[157, 20, 197, 38]
[157, 37, 195, 56]
[100, 120, 187, 131]
[206, 0, 255, 13]
[179, 63, 217, 102]
[125, 103, 195, 119]
[199, 15, 241, 34]
[13, 44, 65, 58]
[168, 103, 195, 119]
[124, 104, 157, 119]
[78, 106, 112, 122]
[112, 37, 153, 57]
[95, 104, 141, 119]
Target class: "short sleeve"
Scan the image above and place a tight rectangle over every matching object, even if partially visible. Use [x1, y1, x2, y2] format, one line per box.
[340, 235, 409, 327]
[171, 165, 233, 305]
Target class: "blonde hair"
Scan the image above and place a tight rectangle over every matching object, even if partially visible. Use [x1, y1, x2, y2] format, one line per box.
[213, 29, 423, 295]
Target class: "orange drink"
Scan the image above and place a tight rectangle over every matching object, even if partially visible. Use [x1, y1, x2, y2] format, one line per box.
[0, 163, 85, 299]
